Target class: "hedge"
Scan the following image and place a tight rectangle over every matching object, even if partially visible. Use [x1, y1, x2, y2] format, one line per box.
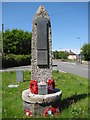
[2, 54, 31, 68]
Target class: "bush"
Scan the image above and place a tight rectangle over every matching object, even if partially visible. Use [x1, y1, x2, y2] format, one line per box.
[81, 43, 90, 61]
[53, 50, 69, 59]
[3, 29, 32, 55]
[2, 54, 31, 68]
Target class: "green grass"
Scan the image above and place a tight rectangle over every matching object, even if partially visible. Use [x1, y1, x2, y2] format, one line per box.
[2, 70, 88, 119]
[0, 72, 2, 119]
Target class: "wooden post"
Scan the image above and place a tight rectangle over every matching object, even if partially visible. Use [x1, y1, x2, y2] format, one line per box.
[2, 24, 3, 53]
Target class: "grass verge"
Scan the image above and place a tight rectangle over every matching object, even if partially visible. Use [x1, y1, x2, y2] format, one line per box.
[2, 70, 88, 119]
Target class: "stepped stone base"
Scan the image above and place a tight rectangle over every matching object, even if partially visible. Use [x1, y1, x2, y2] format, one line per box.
[22, 89, 62, 116]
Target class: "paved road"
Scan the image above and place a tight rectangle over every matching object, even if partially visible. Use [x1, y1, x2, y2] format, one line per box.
[53, 60, 89, 78]
[0, 61, 89, 78]
[0, 65, 31, 72]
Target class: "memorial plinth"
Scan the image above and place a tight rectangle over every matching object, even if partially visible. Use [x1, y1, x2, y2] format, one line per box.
[22, 89, 62, 116]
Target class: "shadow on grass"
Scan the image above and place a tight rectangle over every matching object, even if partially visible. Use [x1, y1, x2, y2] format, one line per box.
[61, 93, 88, 111]
[23, 79, 31, 82]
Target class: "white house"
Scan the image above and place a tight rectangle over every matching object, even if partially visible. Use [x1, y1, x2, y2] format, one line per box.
[68, 50, 76, 60]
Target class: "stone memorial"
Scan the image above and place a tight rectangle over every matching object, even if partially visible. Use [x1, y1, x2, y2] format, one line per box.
[31, 4, 52, 83]
[16, 70, 23, 82]
[22, 5, 62, 117]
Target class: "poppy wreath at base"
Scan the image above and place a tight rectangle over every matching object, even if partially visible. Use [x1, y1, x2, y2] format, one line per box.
[43, 106, 60, 117]
[48, 79, 55, 94]
[29, 80, 38, 94]
[25, 110, 32, 117]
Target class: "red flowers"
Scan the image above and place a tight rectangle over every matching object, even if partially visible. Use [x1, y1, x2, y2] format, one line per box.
[29, 79, 55, 94]
[43, 106, 60, 117]
[25, 110, 32, 117]
[48, 79, 55, 93]
[29, 79, 60, 117]
[29, 80, 38, 94]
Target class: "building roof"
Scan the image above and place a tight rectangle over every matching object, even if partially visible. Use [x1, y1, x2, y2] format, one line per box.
[68, 50, 76, 55]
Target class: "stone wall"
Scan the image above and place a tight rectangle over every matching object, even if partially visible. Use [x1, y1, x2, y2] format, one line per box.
[31, 5, 52, 83]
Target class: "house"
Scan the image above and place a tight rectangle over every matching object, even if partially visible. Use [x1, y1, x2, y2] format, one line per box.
[68, 50, 76, 60]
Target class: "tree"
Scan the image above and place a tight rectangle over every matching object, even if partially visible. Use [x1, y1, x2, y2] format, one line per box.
[53, 50, 69, 59]
[53, 50, 59, 59]
[81, 43, 90, 61]
[3, 29, 32, 55]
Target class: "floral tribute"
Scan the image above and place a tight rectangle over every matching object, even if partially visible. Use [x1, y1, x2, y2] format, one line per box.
[48, 79, 55, 93]
[29, 79, 55, 94]
[29, 79, 61, 117]
[25, 110, 32, 117]
[43, 106, 60, 117]
[29, 80, 38, 94]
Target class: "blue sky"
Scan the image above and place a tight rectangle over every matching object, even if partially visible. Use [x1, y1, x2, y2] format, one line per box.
[2, 2, 88, 53]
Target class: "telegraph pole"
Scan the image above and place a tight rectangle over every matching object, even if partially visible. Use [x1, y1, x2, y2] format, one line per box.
[2, 24, 3, 53]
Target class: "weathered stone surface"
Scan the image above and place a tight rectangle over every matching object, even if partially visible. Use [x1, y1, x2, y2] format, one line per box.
[31, 4, 52, 83]
[22, 89, 62, 115]
[22, 89, 62, 104]
[16, 70, 23, 82]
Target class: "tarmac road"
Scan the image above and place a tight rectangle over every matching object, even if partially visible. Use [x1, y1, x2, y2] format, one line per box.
[1, 60, 89, 79]
[53, 60, 89, 79]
